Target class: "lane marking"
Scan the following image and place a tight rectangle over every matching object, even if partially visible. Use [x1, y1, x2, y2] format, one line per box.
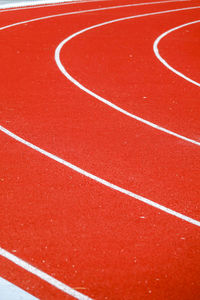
[0, 0, 190, 13]
[1, 2, 194, 32]
[0, 249, 92, 300]
[154, 19, 200, 87]
[55, 6, 200, 147]
[0, 3, 200, 299]
[0, 125, 200, 227]
[0, 276, 39, 300]
[0, 2, 200, 225]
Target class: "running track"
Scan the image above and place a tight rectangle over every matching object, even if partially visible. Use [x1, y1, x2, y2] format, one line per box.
[0, 0, 200, 299]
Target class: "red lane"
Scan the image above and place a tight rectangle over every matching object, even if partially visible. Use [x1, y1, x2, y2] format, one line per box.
[158, 21, 200, 84]
[60, 6, 200, 139]
[1, 132, 200, 299]
[0, 0, 187, 28]
[1, 2, 199, 217]
[0, 256, 73, 299]
[59, 6, 200, 218]
[0, 0, 199, 33]
[0, 0, 200, 299]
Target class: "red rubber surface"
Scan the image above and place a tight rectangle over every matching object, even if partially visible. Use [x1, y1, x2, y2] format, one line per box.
[0, 0, 200, 299]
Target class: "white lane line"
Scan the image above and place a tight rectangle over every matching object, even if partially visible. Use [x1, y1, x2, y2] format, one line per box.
[0, 3, 200, 299]
[1, 125, 200, 227]
[0, 248, 92, 300]
[154, 20, 200, 87]
[0, 0, 109, 12]
[0, 276, 39, 300]
[1, 2, 193, 32]
[0, 0, 191, 12]
[0, 4, 199, 223]
[55, 6, 200, 147]
[0, 0, 192, 16]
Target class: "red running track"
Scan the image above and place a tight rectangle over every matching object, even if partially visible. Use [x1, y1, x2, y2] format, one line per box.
[0, 0, 200, 299]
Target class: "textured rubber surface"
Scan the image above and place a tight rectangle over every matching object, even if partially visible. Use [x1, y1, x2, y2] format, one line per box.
[0, 0, 200, 299]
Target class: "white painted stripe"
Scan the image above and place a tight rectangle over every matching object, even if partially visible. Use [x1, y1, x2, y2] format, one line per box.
[0, 4, 200, 300]
[0, 249, 92, 300]
[55, 6, 200, 147]
[153, 20, 200, 87]
[0, 277, 38, 300]
[0, 4, 199, 223]
[1, 2, 194, 33]
[0, 0, 190, 12]
[0, 125, 200, 227]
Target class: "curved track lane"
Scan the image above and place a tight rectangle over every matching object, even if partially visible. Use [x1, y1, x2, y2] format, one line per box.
[0, 0, 200, 299]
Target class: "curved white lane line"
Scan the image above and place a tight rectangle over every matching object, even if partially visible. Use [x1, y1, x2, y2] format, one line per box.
[0, 0, 190, 13]
[154, 20, 200, 87]
[1, 2, 195, 31]
[1, 125, 200, 227]
[0, 248, 91, 300]
[0, 5, 200, 298]
[55, 6, 200, 147]
[0, 7, 199, 224]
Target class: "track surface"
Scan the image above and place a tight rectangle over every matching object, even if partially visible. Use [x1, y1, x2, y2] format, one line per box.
[0, 0, 200, 299]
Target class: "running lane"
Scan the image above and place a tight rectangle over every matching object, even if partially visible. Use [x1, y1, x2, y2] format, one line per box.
[0, 0, 200, 299]
[155, 20, 200, 85]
